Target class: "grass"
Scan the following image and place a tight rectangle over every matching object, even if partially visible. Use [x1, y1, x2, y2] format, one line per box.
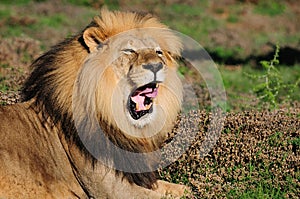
[0, 13, 66, 37]
[1, 0, 299, 62]
[289, 136, 300, 154]
[228, 183, 284, 199]
[268, 132, 284, 147]
[254, 0, 286, 16]
[38, 14, 68, 28]
[155, 0, 221, 44]
[0, 79, 9, 92]
[0, 2, 97, 44]
[213, 46, 244, 62]
[235, 132, 300, 198]
[226, 4, 244, 24]
[160, 119, 300, 198]
[163, 11, 220, 43]
[0, 8, 11, 18]
[0, 0, 31, 5]
[227, 14, 239, 23]
[0, 64, 9, 92]
[168, 3, 206, 17]
[227, 171, 298, 199]
[68, 0, 120, 9]
[245, 45, 300, 109]
[219, 63, 300, 111]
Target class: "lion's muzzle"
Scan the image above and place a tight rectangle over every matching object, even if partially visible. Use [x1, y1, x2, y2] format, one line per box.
[142, 62, 163, 82]
[142, 62, 163, 73]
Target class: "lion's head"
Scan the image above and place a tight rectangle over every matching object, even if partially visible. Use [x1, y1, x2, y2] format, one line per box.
[77, 24, 183, 139]
[23, 8, 183, 143]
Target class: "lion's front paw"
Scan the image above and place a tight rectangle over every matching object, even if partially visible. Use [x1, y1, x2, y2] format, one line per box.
[153, 180, 191, 198]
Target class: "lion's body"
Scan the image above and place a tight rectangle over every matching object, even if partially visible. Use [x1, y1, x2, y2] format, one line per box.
[0, 9, 187, 198]
[0, 103, 174, 198]
[0, 103, 85, 198]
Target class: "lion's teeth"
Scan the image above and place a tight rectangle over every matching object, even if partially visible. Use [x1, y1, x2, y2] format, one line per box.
[145, 104, 151, 110]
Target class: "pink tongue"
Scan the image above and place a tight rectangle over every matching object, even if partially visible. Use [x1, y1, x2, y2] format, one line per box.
[131, 88, 158, 111]
[142, 88, 158, 98]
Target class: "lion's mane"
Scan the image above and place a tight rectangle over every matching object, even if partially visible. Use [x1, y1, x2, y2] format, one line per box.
[21, 9, 182, 189]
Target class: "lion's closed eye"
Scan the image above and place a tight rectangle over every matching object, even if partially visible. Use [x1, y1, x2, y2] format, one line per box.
[122, 48, 136, 55]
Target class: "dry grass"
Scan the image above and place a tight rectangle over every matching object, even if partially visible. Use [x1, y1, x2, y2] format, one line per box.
[0, 36, 40, 93]
[160, 107, 300, 198]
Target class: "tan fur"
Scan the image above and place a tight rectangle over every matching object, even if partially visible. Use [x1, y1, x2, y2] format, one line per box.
[0, 9, 188, 198]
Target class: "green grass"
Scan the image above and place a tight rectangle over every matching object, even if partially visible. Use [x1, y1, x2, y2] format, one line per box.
[0, 76, 9, 92]
[0, 1, 98, 40]
[213, 46, 244, 62]
[254, 0, 286, 16]
[226, 4, 244, 24]
[227, 14, 239, 23]
[268, 132, 284, 147]
[159, 0, 220, 42]
[0, 84, 9, 92]
[0, 8, 11, 18]
[0, 0, 31, 5]
[38, 14, 68, 28]
[2, 26, 24, 37]
[219, 66, 254, 109]
[160, 162, 190, 185]
[228, 183, 285, 199]
[66, 0, 120, 9]
[225, 156, 297, 198]
[1, 0, 298, 63]
[289, 136, 300, 150]
[0, 13, 69, 37]
[66, 0, 91, 6]
[169, 3, 206, 17]
[219, 63, 300, 111]
[246, 46, 300, 109]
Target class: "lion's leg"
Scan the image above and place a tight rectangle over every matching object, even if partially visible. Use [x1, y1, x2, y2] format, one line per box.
[93, 170, 165, 199]
[115, 182, 165, 199]
[152, 180, 190, 198]
[101, 176, 190, 199]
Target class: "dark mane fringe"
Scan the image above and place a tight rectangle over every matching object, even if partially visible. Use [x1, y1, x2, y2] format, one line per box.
[21, 13, 159, 189]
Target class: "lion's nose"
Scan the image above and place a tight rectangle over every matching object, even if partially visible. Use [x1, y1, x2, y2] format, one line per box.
[142, 62, 163, 74]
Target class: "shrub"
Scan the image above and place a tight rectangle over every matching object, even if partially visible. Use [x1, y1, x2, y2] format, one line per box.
[246, 45, 300, 109]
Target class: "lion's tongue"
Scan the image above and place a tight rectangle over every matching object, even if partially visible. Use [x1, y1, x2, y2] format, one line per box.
[131, 87, 158, 111]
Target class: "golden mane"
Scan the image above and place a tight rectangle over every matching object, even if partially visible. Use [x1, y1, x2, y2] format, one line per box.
[21, 9, 183, 190]
[87, 9, 181, 54]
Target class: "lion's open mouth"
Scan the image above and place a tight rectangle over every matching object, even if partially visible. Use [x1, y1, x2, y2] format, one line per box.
[128, 83, 159, 120]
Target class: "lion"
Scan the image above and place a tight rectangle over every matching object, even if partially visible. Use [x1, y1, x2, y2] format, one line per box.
[0, 9, 188, 198]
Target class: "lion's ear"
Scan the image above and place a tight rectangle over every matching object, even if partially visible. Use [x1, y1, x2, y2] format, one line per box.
[83, 27, 104, 53]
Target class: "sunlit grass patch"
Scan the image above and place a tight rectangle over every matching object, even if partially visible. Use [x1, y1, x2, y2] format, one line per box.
[254, 0, 286, 16]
